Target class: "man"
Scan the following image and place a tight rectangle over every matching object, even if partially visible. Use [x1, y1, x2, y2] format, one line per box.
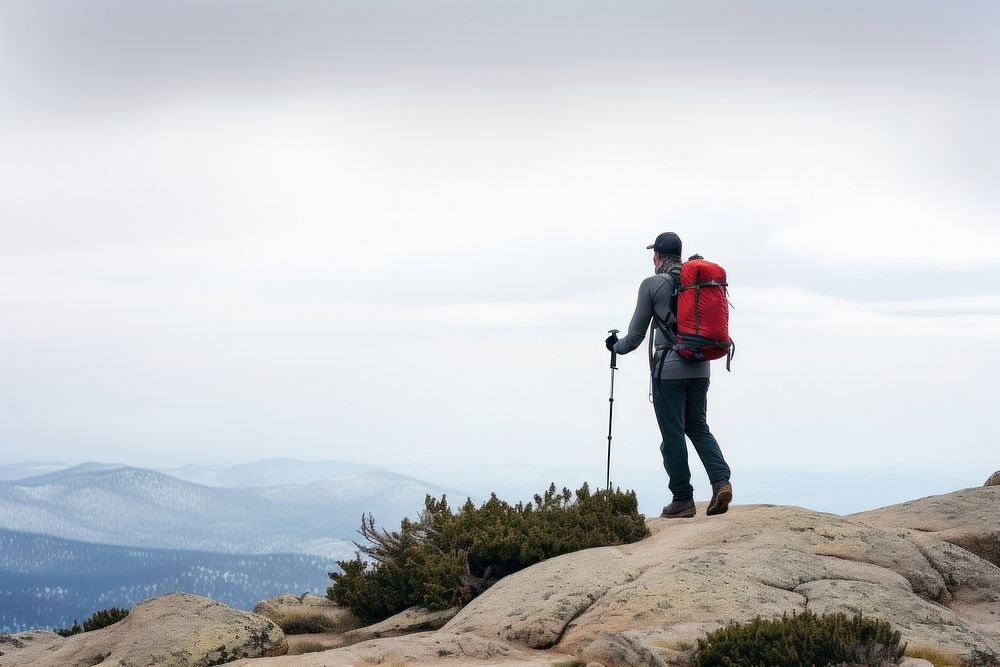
[605, 232, 733, 518]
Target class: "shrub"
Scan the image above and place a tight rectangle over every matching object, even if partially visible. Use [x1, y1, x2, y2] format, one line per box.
[272, 609, 353, 634]
[83, 607, 128, 632]
[54, 621, 82, 637]
[290, 641, 330, 654]
[696, 610, 905, 667]
[328, 483, 648, 623]
[54, 607, 128, 636]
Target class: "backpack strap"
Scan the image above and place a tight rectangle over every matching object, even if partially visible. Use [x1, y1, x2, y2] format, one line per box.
[648, 270, 679, 379]
[649, 271, 678, 343]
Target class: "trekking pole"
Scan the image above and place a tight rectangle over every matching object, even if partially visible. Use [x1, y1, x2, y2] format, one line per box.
[606, 329, 619, 492]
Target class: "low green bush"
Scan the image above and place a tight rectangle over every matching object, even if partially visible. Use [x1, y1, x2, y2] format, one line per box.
[290, 641, 330, 654]
[272, 609, 350, 634]
[55, 606, 129, 636]
[54, 621, 82, 637]
[696, 610, 905, 667]
[328, 483, 648, 623]
[83, 607, 128, 632]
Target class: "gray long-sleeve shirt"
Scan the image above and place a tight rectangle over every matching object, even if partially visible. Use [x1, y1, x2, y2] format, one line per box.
[613, 273, 710, 380]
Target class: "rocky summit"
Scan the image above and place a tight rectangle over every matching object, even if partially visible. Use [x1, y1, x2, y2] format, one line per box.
[234, 485, 1000, 667]
[3, 485, 999, 667]
[0, 592, 287, 666]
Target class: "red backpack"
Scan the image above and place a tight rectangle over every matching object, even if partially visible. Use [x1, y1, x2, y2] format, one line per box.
[674, 255, 734, 370]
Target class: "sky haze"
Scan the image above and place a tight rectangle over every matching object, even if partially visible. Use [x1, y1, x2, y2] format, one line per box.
[2, 2, 998, 493]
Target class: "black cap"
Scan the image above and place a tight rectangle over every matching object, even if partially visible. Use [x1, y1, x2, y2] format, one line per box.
[646, 232, 682, 257]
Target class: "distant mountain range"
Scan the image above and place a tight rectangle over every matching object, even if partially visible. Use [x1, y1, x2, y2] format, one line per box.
[2, 456, 984, 634]
[0, 460, 466, 556]
[159, 458, 379, 488]
[0, 459, 471, 632]
[0, 528, 339, 633]
[0, 461, 80, 482]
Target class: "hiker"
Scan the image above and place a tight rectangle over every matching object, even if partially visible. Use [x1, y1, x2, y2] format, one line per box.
[605, 232, 733, 518]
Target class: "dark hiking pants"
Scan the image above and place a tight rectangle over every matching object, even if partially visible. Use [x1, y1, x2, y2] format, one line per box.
[651, 377, 731, 502]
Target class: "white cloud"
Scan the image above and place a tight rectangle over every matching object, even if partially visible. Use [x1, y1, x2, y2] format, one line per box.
[1, 2, 998, 481]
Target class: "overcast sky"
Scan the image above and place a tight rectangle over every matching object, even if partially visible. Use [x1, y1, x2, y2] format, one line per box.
[1, 2, 998, 487]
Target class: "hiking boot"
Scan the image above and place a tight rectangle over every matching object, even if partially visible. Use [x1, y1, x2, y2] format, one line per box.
[660, 498, 696, 518]
[707, 481, 733, 516]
